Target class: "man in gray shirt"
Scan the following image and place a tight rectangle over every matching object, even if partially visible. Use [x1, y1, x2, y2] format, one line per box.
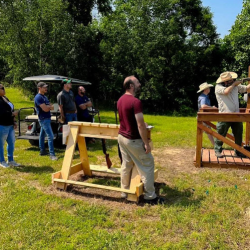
[214, 71, 250, 158]
[57, 79, 77, 123]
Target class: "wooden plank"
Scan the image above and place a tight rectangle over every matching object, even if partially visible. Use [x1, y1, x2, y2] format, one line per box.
[197, 113, 250, 122]
[136, 183, 144, 197]
[52, 171, 61, 183]
[90, 165, 121, 175]
[241, 155, 250, 165]
[198, 123, 250, 158]
[202, 149, 210, 163]
[199, 108, 246, 113]
[245, 110, 250, 145]
[78, 124, 119, 138]
[195, 121, 203, 167]
[218, 150, 227, 165]
[61, 125, 79, 182]
[210, 149, 218, 164]
[69, 163, 83, 176]
[78, 135, 92, 176]
[154, 169, 159, 181]
[231, 150, 245, 165]
[201, 162, 250, 170]
[223, 150, 235, 165]
[53, 178, 136, 194]
[204, 121, 237, 142]
[127, 166, 141, 202]
[78, 134, 118, 140]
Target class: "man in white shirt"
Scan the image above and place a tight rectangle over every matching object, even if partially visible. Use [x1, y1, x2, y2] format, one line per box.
[214, 71, 250, 158]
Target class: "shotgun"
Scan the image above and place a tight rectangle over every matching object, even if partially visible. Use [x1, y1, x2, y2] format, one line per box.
[97, 111, 112, 168]
[114, 101, 123, 164]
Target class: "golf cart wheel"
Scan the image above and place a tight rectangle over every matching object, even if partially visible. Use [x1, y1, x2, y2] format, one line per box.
[28, 139, 39, 146]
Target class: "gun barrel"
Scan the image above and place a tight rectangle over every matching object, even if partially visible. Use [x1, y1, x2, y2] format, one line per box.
[242, 77, 250, 83]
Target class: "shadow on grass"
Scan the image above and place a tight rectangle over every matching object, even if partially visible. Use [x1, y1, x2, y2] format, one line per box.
[14, 165, 54, 174]
[65, 179, 203, 207]
[156, 182, 204, 207]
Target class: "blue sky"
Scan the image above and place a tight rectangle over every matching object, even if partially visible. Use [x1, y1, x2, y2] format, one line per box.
[201, 0, 243, 38]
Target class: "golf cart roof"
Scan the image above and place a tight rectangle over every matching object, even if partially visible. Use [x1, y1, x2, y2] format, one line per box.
[23, 75, 92, 85]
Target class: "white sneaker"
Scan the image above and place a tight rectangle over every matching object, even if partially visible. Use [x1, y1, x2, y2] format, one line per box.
[8, 161, 21, 167]
[0, 161, 9, 168]
[50, 156, 58, 161]
[121, 192, 127, 198]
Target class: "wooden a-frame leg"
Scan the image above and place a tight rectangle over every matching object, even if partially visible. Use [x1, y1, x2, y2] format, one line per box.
[56, 125, 79, 190]
[78, 136, 92, 176]
[196, 121, 203, 168]
[127, 166, 142, 202]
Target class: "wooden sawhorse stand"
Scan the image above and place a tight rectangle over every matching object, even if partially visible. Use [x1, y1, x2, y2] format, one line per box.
[52, 122, 158, 202]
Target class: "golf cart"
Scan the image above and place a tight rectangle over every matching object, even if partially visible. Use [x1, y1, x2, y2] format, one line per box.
[17, 75, 98, 146]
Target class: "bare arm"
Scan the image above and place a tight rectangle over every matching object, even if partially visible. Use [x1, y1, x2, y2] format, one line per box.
[201, 104, 211, 108]
[223, 81, 241, 95]
[85, 100, 92, 107]
[79, 100, 92, 110]
[39, 103, 53, 112]
[201, 104, 217, 108]
[135, 112, 151, 154]
[59, 105, 64, 117]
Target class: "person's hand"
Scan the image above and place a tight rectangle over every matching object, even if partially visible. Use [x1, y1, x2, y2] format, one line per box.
[12, 110, 19, 116]
[144, 143, 151, 154]
[234, 80, 241, 86]
[14, 122, 17, 129]
[50, 104, 54, 111]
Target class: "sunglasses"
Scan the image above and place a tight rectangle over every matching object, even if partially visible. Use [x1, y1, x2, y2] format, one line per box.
[62, 79, 72, 84]
[0, 87, 5, 90]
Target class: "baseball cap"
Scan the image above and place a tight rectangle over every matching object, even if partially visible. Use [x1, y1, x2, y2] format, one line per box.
[37, 82, 48, 88]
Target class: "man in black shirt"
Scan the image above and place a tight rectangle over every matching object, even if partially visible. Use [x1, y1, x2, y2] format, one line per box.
[57, 79, 77, 123]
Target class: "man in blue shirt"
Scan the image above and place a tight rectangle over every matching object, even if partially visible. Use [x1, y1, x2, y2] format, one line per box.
[75, 86, 93, 122]
[197, 82, 216, 146]
[34, 82, 57, 160]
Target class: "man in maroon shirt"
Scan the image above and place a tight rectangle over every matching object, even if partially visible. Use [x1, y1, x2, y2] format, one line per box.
[117, 76, 164, 205]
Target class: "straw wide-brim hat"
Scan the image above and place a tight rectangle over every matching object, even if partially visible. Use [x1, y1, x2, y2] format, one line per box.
[197, 82, 214, 93]
[216, 71, 238, 84]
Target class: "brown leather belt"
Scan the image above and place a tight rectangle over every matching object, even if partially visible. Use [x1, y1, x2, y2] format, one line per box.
[65, 110, 76, 114]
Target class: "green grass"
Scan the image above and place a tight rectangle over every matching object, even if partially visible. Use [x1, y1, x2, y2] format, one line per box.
[1, 86, 250, 249]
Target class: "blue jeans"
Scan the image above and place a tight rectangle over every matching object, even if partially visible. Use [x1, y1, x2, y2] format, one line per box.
[0, 125, 15, 162]
[39, 119, 55, 156]
[65, 113, 77, 123]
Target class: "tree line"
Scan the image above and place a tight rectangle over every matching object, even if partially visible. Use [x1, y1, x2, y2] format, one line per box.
[0, 0, 249, 114]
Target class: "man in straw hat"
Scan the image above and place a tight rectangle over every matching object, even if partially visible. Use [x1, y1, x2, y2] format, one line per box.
[197, 82, 216, 146]
[214, 71, 250, 158]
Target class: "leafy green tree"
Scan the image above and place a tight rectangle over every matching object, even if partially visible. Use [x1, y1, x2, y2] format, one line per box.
[223, 0, 250, 77]
[0, 0, 105, 101]
[64, 0, 112, 25]
[98, 0, 221, 113]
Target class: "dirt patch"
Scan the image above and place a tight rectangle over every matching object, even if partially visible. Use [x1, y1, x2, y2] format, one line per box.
[153, 147, 197, 173]
[37, 147, 199, 212]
